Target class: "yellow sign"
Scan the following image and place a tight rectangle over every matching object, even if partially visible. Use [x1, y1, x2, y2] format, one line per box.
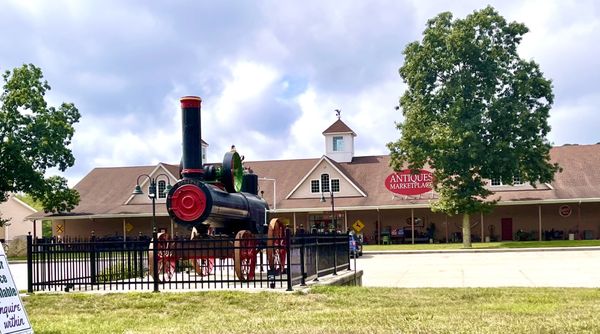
[56, 224, 64, 234]
[352, 220, 365, 232]
[125, 223, 134, 232]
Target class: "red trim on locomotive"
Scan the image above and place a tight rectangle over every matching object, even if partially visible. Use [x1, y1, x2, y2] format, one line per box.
[181, 168, 204, 174]
[180, 96, 202, 109]
[169, 184, 207, 221]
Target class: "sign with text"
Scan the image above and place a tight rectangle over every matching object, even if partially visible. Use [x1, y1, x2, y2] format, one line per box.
[0, 245, 32, 334]
[385, 169, 433, 196]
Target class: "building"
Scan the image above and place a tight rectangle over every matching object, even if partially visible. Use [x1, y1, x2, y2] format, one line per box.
[0, 194, 41, 241]
[29, 117, 600, 244]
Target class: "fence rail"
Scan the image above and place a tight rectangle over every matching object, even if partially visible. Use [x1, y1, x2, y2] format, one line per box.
[27, 231, 350, 292]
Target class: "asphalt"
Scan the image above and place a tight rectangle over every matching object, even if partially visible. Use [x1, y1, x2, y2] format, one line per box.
[355, 246, 600, 288]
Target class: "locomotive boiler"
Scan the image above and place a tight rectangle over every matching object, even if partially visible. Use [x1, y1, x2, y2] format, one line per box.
[149, 96, 286, 282]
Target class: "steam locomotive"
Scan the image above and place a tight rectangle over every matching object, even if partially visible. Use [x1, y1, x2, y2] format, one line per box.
[149, 96, 286, 282]
[166, 96, 269, 236]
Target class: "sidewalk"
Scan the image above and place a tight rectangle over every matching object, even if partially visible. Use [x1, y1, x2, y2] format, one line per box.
[364, 246, 600, 255]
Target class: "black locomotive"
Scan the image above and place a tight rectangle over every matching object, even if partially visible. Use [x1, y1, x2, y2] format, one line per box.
[166, 96, 269, 237]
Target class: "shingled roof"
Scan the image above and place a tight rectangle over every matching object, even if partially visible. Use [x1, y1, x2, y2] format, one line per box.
[322, 119, 356, 136]
[28, 144, 600, 219]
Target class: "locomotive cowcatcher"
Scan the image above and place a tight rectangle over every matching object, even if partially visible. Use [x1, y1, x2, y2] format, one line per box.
[148, 96, 286, 282]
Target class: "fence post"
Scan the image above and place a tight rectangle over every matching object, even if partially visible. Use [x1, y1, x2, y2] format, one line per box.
[299, 232, 306, 286]
[90, 232, 97, 285]
[285, 228, 292, 291]
[27, 233, 33, 293]
[152, 228, 159, 293]
[313, 235, 319, 282]
[332, 232, 337, 276]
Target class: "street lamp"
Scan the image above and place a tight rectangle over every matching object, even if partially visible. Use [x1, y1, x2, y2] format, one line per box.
[321, 190, 336, 233]
[132, 173, 172, 233]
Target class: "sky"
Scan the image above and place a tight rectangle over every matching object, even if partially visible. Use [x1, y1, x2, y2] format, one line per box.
[1, 0, 599, 186]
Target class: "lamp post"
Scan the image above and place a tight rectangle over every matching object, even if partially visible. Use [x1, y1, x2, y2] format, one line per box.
[320, 190, 336, 232]
[132, 173, 172, 233]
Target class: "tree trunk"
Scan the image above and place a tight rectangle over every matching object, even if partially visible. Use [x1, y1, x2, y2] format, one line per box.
[462, 213, 472, 248]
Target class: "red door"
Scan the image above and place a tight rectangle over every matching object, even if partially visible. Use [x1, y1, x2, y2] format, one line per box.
[501, 218, 513, 241]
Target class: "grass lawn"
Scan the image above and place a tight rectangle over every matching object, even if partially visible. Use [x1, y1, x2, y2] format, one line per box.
[23, 287, 600, 333]
[364, 239, 600, 251]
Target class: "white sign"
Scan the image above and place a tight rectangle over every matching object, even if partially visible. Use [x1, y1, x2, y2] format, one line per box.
[0, 245, 33, 334]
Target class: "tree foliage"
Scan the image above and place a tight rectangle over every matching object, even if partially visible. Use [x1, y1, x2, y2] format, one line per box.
[387, 7, 560, 247]
[0, 64, 81, 217]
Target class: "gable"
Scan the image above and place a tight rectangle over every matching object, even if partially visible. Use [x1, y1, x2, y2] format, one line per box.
[286, 156, 366, 199]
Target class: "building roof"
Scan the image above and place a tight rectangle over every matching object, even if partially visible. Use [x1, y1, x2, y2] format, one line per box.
[28, 144, 600, 220]
[322, 119, 356, 136]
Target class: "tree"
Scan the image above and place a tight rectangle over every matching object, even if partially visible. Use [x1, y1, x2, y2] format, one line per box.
[0, 64, 81, 222]
[387, 6, 560, 247]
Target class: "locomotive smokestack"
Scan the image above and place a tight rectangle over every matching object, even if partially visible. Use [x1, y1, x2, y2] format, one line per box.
[180, 96, 203, 179]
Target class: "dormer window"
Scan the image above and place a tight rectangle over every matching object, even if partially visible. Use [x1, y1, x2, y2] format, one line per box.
[311, 174, 340, 193]
[490, 176, 523, 186]
[321, 174, 330, 192]
[333, 136, 344, 152]
[157, 180, 167, 199]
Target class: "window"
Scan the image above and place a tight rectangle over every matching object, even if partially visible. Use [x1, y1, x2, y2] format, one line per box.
[311, 180, 320, 193]
[331, 179, 340, 192]
[321, 174, 330, 192]
[490, 177, 523, 186]
[333, 136, 344, 152]
[157, 180, 167, 199]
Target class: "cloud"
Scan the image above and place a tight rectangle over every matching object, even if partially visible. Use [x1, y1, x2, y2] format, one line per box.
[1, 0, 599, 187]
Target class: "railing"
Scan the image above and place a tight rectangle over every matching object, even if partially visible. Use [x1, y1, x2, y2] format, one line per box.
[27, 230, 350, 292]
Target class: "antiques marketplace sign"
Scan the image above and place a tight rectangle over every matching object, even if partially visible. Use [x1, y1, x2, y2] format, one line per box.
[385, 169, 433, 196]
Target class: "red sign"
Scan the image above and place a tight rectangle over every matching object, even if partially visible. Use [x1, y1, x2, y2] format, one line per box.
[385, 169, 433, 196]
[559, 205, 572, 217]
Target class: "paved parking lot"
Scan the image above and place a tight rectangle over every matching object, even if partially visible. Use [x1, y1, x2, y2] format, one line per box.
[354, 248, 600, 288]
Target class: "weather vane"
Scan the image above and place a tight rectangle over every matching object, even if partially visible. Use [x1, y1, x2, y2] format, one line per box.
[335, 108, 341, 119]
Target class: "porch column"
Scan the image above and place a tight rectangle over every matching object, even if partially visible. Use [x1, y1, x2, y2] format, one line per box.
[377, 208, 381, 245]
[480, 212, 484, 242]
[122, 219, 127, 239]
[293, 212, 297, 232]
[344, 210, 348, 232]
[411, 208, 415, 244]
[445, 216, 449, 243]
[538, 205, 542, 241]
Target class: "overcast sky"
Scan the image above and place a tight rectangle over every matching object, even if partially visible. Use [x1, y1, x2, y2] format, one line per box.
[1, 0, 598, 186]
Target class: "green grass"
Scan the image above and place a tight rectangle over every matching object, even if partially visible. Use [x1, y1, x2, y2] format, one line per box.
[364, 240, 600, 251]
[23, 287, 600, 333]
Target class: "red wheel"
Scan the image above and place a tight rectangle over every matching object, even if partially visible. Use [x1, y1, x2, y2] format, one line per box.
[148, 232, 176, 282]
[267, 219, 287, 275]
[193, 258, 214, 276]
[234, 230, 257, 281]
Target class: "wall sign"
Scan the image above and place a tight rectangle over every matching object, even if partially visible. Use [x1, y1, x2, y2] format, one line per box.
[385, 169, 433, 196]
[559, 205, 572, 218]
[0, 245, 33, 334]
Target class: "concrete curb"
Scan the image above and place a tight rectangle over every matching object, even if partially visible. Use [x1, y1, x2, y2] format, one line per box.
[364, 246, 600, 255]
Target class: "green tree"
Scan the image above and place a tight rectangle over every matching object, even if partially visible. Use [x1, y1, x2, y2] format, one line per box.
[387, 7, 560, 247]
[0, 64, 80, 222]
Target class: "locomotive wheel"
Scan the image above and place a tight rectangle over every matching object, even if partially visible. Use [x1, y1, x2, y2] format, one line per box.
[234, 230, 257, 281]
[148, 232, 176, 282]
[193, 258, 215, 276]
[267, 219, 287, 275]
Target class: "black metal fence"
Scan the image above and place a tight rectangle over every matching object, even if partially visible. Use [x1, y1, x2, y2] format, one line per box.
[27, 230, 350, 292]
